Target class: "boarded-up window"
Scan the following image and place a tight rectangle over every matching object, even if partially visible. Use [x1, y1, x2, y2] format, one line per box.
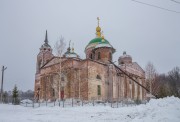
[98, 52, 101, 59]
[97, 85, 101, 95]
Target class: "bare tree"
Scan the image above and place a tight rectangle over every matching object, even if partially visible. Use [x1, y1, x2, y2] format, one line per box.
[53, 36, 66, 101]
[145, 65, 180, 98]
[145, 62, 157, 95]
[54, 37, 66, 57]
[155, 74, 170, 98]
[50, 74, 58, 99]
[168, 67, 180, 97]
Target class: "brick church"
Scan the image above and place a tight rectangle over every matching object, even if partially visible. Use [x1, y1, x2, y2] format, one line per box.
[34, 18, 146, 102]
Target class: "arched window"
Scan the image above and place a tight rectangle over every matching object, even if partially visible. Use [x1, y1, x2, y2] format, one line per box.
[129, 80, 132, 84]
[61, 77, 64, 81]
[98, 52, 101, 59]
[96, 75, 101, 80]
[89, 53, 93, 59]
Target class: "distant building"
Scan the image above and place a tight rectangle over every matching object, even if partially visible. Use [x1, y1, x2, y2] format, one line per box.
[34, 18, 146, 101]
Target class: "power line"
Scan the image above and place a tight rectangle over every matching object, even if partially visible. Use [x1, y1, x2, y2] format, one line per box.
[131, 0, 180, 14]
[170, 0, 180, 4]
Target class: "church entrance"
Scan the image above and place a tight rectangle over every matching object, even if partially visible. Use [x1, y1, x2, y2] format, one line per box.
[61, 90, 64, 100]
[61, 87, 64, 100]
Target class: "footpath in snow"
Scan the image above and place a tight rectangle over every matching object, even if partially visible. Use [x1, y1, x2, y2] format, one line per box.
[0, 96, 180, 122]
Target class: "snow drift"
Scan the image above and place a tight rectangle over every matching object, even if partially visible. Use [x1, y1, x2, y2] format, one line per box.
[0, 96, 180, 122]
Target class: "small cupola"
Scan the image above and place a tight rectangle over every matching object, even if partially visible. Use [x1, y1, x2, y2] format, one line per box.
[118, 51, 132, 65]
[64, 41, 79, 58]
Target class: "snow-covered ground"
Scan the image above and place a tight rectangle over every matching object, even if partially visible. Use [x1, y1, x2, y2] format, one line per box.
[0, 96, 180, 122]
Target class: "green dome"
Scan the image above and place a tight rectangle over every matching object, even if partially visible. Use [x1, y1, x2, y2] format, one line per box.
[86, 37, 111, 50]
[64, 51, 79, 58]
[85, 37, 115, 53]
[88, 37, 110, 45]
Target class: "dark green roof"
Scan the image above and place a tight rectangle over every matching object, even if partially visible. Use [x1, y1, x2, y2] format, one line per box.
[85, 36, 116, 53]
[88, 37, 110, 45]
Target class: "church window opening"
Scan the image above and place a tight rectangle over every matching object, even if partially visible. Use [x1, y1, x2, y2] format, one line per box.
[96, 75, 101, 80]
[97, 85, 101, 95]
[61, 86, 64, 91]
[98, 52, 101, 59]
[90, 53, 93, 59]
[61, 77, 65, 81]
[44, 48, 46, 51]
[129, 80, 132, 84]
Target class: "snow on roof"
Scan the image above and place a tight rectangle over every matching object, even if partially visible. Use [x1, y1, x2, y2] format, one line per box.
[65, 53, 78, 58]
[95, 43, 112, 49]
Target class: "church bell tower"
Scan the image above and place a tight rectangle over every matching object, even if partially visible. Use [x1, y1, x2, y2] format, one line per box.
[36, 30, 54, 74]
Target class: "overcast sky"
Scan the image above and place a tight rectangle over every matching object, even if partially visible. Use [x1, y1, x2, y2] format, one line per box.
[0, 0, 180, 91]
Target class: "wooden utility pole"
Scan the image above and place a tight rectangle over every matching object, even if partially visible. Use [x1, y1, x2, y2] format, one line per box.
[1, 66, 7, 103]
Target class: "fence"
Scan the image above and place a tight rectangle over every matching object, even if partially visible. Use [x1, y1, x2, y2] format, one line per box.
[19, 98, 147, 108]
[1, 97, 147, 108]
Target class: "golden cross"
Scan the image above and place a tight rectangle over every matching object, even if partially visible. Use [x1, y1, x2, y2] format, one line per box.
[69, 40, 71, 48]
[97, 17, 100, 26]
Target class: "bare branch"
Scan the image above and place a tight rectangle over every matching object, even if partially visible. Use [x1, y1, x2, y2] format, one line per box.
[54, 36, 66, 57]
[145, 62, 157, 94]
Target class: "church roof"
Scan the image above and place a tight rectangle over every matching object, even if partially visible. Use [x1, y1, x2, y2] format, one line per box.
[41, 30, 51, 49]
[95, 42, 112, 48]
[119, 51, 132, 59]
[88, 37, 109, 45]
[86, 37, 113, 50]
[64, 52, 79, 58]
[119, 62, 145, 78]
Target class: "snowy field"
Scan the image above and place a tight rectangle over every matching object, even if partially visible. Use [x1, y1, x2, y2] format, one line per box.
[0, 96, 180, 122]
